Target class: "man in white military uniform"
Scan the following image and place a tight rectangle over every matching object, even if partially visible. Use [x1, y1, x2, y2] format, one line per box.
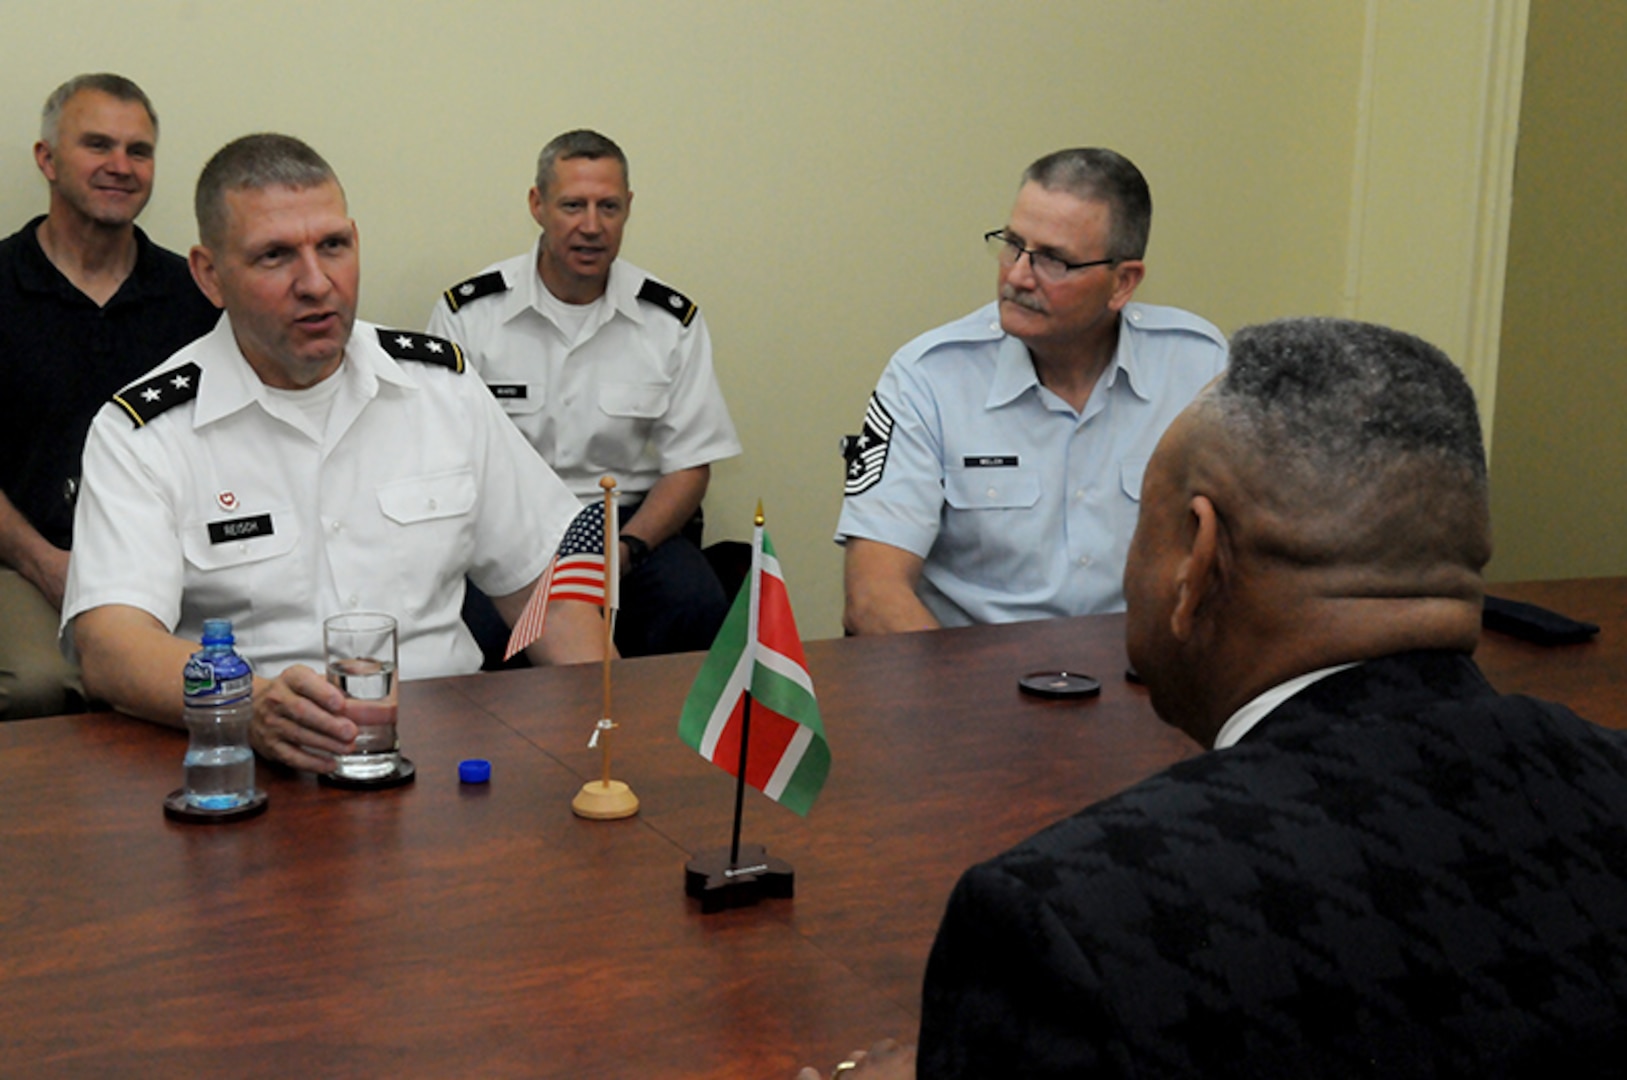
[429, 129, 740, 659]
[62, 134, 603, 774]
[836, 148, 1228, 633]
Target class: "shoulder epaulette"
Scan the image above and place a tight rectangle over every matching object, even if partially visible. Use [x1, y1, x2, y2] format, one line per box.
[113, 362, 202, 428]
[442, 270, 508, 313]
[637, 278, 698, 327]
[378, 329, 465, 373]
[1123, 303, 1227, 349]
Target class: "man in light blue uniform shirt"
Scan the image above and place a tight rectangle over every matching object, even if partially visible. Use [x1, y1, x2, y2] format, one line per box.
[836, 148, 1227, 632]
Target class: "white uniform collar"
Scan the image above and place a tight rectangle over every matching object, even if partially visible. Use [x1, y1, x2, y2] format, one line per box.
[1212, 662, 1362, 749]
[517, 237, 646, 331]
[193, 316, 415, 429]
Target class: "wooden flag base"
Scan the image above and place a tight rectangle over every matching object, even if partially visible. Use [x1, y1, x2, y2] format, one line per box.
[571, 778, 639, 820]
[684, 843, 795, 914]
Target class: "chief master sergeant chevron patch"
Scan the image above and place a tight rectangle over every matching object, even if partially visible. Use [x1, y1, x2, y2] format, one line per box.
[844, 393, 894, 496]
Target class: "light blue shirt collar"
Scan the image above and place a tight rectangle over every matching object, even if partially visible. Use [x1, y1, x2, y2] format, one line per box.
[985, 306, 1152, 411]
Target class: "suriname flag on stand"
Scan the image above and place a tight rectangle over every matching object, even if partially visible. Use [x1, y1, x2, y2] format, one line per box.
[677, 524, 830, 816]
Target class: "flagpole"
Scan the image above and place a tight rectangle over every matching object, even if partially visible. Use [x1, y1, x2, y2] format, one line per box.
[682, 499, 797, 912]
[599, 477, 616, 787]
[571, 476, 638, 821]
[727, 501, 766, 866]
[730, 691, 751, 866]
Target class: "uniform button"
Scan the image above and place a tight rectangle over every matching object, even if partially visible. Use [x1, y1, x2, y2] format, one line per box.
[1078, 555, 1092, 567]
[331, 520, 343, 534]
[986, 487, 998, 499]
[1129, 309, 1142, 323]
[347, 594, 360, 607]
[428, 498, 439, 512]
[238, 542, 250, 554]
[1073, 489, 1085, 501]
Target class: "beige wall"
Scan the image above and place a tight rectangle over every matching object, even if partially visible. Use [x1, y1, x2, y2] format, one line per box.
[3, 2, 1518, 638]
[1488, 0, 1627, 583]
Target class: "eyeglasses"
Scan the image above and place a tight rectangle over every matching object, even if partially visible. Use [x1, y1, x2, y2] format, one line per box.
[984, 230, 1116, 284]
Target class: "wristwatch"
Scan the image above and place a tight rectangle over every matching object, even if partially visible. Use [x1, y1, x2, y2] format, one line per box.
[622, 534, 651, 572]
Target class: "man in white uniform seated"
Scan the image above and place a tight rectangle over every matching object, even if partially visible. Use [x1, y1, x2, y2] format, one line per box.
[429, 129, 741, 659]
[62, 133, 603, 774]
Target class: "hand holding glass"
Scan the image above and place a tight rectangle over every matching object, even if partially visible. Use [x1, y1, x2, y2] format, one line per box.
[324, 612, 399, 781]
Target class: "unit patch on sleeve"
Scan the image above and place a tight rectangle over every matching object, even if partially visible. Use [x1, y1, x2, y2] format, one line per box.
[113, 362, 203, 428]
[844, 393, 895, 496]
[379, 329, 465, 373]
[637, 278, 698, 327]
[442, 270, 508, 313]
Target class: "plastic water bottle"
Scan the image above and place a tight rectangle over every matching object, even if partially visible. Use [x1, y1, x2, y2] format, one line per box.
[180, 619, 259, 811]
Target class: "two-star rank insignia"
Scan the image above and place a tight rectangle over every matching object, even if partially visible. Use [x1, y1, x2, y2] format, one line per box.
[637, 278, 698, 327]
[441, 270, 509, 313]
[378, 329, 465, 373]
[114, 362, 203, 428]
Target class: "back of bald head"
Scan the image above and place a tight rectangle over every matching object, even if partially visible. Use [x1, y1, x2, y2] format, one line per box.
[1201, 318, 1491, 587]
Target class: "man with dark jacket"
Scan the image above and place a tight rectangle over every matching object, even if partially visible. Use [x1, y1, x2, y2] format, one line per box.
[918, 318, 1627, 1076]
[803, 318, 1627, 1078]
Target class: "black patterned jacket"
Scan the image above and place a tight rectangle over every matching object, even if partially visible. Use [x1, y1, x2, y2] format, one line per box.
[919, 651, 1627, 1078]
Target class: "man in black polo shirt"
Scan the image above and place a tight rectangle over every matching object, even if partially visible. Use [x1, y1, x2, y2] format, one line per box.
[0, 73, 217, 720]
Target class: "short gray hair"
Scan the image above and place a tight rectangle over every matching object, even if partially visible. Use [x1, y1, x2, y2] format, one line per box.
[41, 73, 158, 146]
[1022, 148, 1151, 261]
[1210, 317, 1490, 570]
[195, 134, 340, 249]
[535, 129, 628, 195]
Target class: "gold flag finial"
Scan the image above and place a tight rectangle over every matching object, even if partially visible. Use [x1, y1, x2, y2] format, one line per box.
[754, 499, 765, 527]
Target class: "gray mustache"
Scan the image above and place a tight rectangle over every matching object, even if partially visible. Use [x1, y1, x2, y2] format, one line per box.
[1000, 286, 1045, 313]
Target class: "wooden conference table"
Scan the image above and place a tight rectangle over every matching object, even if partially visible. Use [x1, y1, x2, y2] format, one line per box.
[2, 578, 1622, 1078]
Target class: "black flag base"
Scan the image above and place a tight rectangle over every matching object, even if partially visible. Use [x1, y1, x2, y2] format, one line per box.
[684, 843, 795, 915]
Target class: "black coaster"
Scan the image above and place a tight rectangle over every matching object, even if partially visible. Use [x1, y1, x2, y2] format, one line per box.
[318, 757, 416, 790]
[163, 788, 269, 824]
[684, 843, 795, 915]
[1018, 671, 1101, 699]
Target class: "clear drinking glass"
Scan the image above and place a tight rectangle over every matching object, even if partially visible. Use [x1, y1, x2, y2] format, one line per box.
[324, 612, 399, 781]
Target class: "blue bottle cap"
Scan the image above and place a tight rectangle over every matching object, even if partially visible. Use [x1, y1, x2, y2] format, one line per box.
[458, 759, 491, 784]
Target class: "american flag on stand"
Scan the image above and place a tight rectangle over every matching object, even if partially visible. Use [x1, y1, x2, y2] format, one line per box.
[504, 502, 619, 660]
